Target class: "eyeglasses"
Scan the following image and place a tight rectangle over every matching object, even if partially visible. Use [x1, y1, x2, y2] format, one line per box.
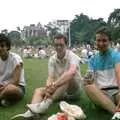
[54, 44, 65, 48]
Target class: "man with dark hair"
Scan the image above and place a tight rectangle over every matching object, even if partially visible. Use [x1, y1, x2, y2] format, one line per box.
[0, 33, 25, 106]
[12, 34, 82, 119]
[84, 27, 120, 119]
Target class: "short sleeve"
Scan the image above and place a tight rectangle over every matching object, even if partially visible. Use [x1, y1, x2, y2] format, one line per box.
[12, 54, 23, 70]
[69, 51, 80, 65]
[114, 52, 120, 65]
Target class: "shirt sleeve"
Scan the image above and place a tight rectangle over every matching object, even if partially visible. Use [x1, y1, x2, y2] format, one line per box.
[69, 51, 80, 65]
[12, 54, 23, 70]
[114, 52, 120, 65]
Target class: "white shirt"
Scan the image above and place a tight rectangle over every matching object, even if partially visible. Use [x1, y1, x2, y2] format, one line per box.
[0, 52, 25, 86]
[48, 50, 82, 92]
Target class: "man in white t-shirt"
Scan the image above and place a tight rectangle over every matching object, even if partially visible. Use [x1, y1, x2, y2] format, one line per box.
[12, 34, 82, 120]
[0, 34, 25, 107]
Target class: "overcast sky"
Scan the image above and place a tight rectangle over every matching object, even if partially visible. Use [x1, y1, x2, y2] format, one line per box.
[0, 0, 119, 31]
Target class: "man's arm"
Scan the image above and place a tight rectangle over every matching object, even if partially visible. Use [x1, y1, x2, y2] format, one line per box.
[114, 63, 120, 109]
[42, 73, 55, 99]
[9, 63, 23, 85]
[45, 73, 54, 87]
[115, 63, 120, 89]
[54, 64, 77, 88]
[43, 65, 77, 100]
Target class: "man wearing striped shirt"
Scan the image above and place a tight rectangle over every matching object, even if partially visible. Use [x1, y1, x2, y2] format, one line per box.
[84, 26, 120, 119]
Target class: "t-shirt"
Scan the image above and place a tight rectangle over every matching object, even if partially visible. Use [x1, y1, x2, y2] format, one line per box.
[48, 50, 82, 92]
[0, 52, 25, 86]
[88, 48, 120, 89]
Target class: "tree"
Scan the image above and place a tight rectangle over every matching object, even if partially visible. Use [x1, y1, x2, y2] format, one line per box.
[70, 13, 106, 46]
[108, 9, 120, 27]
[1, 29, 8, 35]
[45, 23, 59, 43]
[108, 9, 120, 42]
[8, 31, 23, 46]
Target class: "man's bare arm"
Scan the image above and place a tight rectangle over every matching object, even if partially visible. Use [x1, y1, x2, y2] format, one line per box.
[54, 64, 77, 87]
[10, 63, 23, 85]
[115, 63, 120, 89]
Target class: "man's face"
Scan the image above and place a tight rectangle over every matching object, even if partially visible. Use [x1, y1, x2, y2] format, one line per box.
[96, 34, 109, 52]
[0, 42, 8, 57]
[54, 38, 66, 59]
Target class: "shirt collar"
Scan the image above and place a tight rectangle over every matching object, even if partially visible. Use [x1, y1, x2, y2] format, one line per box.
[55, 50, 69, 63]
[99, 48, 111, 56]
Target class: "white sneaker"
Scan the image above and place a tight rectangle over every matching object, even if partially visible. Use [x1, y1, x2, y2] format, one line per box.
[10, 110, 34, 120]
[27, 99, 52, 114]
[59, 101, 86, 119]
[112, 112, 120, 120]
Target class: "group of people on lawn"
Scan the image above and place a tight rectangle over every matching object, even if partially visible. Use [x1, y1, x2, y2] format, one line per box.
[0, 26, 120, 120]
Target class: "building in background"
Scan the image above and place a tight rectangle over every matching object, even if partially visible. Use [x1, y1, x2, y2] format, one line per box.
[55, 20, 70, 34]
[47, 20, 70, 35]
[21, 23, 46, 39]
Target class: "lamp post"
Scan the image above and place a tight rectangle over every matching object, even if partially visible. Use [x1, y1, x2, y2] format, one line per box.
[68, 22, 71, 48]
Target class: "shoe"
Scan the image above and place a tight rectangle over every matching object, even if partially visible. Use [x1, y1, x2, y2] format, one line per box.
[1, 99, 10, 107]
[59, 101, 86, 119]
[112, 112, 120, 120]
[27, 99, 52, 114]
[10, 110, 34, 120]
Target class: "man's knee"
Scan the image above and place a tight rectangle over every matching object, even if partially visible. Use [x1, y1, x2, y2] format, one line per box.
[1, 84, 24, 102]
[4, 84, 19, 93]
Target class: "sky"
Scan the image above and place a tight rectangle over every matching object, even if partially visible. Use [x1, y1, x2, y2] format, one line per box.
[0, 0, 119, 31]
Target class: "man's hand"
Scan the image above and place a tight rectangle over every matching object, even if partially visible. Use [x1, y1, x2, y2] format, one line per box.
[44, 82, 57, 100]
[46, 82, 57, 94]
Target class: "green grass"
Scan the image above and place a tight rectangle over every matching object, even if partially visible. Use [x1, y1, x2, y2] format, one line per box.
[0, 59, 112, 120]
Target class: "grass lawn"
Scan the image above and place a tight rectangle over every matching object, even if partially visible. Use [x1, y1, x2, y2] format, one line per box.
[0, 59, 112, 120]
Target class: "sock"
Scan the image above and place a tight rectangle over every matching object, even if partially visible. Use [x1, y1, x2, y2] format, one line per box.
[27, 98, 53, 113]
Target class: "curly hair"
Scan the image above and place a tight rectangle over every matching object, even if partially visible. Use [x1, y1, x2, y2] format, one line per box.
[0, 33, 11, 50]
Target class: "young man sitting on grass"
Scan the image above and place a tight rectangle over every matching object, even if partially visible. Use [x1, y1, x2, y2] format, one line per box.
[0, 33, 25, 107]
[12, 34, 82, 119]
[84, 26, 120, 120]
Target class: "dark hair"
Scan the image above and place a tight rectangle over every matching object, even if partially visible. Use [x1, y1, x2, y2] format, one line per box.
[96, 26, 111, 41]
[0, 33, 11, 50]
[54, 34, 68, 45]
